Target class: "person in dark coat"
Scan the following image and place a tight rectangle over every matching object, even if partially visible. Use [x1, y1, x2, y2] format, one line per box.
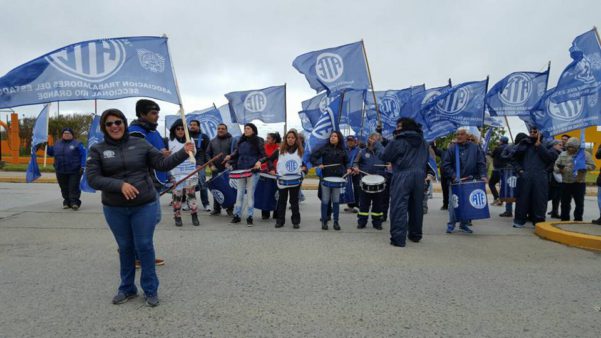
[512, 127, 558, 228]
[547, 140, 563, 219]
[442, 127, 488, 234]
[381, 118, 430, 247]
[344, 135, 361, 212]
[488, 136, 509, 206]
[206, 123, 234, 216]
[188, 119, 211, 211]
[593, 144, 601, 225]
[46, 127, 86, 210]
[86, 109, 193, 307]
[310, 131, 352, 231]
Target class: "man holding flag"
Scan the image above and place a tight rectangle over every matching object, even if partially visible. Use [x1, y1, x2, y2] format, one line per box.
[46, 128, 86, 210]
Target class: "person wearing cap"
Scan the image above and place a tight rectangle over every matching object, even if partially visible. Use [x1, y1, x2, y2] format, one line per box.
[488, 137, 510, 208]
[344, 135, 361, 212]
[86, 109, 194, 307]
[511, 127, 558, 228]
[46, 127, 86, 210]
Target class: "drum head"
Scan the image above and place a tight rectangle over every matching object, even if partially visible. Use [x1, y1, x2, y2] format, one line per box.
[361, 174, 385, 185]
[324, 177, 346, 183]
[231, 169, 250, 175]
[260, 173, 277, 179]
[279, 174, 302, 181]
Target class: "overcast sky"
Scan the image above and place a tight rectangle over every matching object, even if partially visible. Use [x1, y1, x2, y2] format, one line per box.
[1, 0, 600, 136]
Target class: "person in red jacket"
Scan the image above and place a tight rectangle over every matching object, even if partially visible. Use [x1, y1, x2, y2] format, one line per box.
[261, 132, 281, 220]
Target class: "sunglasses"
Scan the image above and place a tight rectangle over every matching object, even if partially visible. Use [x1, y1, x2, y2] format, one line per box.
[104, 120, 123, 127]
[176, 127, 185, 131]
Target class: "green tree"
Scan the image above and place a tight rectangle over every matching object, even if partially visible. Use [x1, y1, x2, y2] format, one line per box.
[19, 113, 94, 154]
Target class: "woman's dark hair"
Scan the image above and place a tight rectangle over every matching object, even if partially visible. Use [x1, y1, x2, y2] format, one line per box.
[100, 109, 128, 136]
[280, 129, 304, 157]
[396, 117, 422, 133]
[268, 132, 282, 144]
[329, 131, 345, 150]
[169, 119, 184, 141]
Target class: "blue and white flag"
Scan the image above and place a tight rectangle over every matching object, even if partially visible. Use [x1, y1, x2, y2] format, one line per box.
[302, 99, 341, 169]
[529, 87, 601, 136]
[25, 104, 50, 183]
[187, 106, 225, 139]
[298, 109, 321, 132]
[552, 29, 601, 103]
[80, 114, 102, 192]
[423, 79, 488, 127]
[292, 41, 370, 96]
[217, 104, 242, 137]
[225, 85, 286, 124]
[481, 128, 493, 153]
[0, 36, 180, 109]
[409, 84, 456, 141]
[486, 70, 549, 116]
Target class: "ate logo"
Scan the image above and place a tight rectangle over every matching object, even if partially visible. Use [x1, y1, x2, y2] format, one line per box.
[244, 91, 267, 112]
[546, 94, 584, 121]
[437, 87, 470, 115]
[285, 160, 298, 172]
[499, 73, 533, 106]
[379, 95, 401, 119]
[200, 116, 222, 139]
[46, 39, 126, 82]
[469, 189, 487, 209]
[507, 176, 517, 188]
[315, 52, 344, 83]
[211, 189, 225, 204]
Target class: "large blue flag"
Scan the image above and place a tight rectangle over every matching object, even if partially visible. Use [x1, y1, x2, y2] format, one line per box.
[302, 98, 341, 169]
[423, 79, 488, 127]
[166, 106, 242, 138]
[0, 37, 180, 108]
[80, 114, 102, 192]
[298, 109, 321, 132]
[225, 85, 286, 124]
[529, 87, 601, 136]
[486, 70, 549, 116]
[217, 104, 242, 137]
[552, 29, 601, 103]
[25, 104, 50, 183]
[410, 84, 457, 142]
[292, 41, 370, 96]
[300, 91, 363, 133]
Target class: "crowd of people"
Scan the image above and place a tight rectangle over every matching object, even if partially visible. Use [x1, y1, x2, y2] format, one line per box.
[42, 98, 600, 307]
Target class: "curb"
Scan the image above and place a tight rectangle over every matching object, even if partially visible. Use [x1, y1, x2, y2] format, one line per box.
[0, 177, 56, 183]
[535, 221, 601, 252]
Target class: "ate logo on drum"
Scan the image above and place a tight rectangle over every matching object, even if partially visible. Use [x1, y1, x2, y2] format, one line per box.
[469, 189, 487, 209]
[285, 160, 298, 172]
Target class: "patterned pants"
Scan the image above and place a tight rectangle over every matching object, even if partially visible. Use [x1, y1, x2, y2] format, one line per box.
[172, 179, 198, 218]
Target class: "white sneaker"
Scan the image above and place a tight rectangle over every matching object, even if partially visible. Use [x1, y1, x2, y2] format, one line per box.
[181, 204, 190, 211]
[204, 205, 212, 212]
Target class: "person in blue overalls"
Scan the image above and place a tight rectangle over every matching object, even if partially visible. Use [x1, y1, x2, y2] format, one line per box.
[47, 127, 86, 210]
[344, 135, 361, 212]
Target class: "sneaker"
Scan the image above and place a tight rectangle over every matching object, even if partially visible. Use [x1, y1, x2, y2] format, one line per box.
[145, 294, 159, 307]
[112, 292, 137, 305]
[499, 212, 513, 217]
[182, 204, 190, 211]
[204, 205, 211, 212]
[352, 208, 359, 213]
[357, 224, 366, 229]
[62, 204, 70, 209]
[191, 213, 199, 226]
[459, 224, 473, 233]
[440, 206, 448, 210]
[512, 223, 525, 228]
[246, 216, 253, 226]
[226, 209, 234, 216]
[174, 217, 183, 227]
[390, 241, 406, 248]
[408, 236, 421, 243]
[373, 225, 383, 230]
[72, 205, 80, 211]
[293, 224, 300, 229]
[333, 221, 341, 231]
[446, 224, 455, 234]
[592, 218, 601, 225]
[210, 210, 221, 216]
[231, 215, 241, 224]
[550, 213, 561, 219]
[321, 222, 328, 230]
[275, 222, 284, 228]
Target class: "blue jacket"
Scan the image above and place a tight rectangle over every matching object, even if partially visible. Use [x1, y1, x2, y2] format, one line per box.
[354, 142, 386, 175]
[230, 135, 266, 170]
[346, 146, 360, 167]
[381, 130, 429, 174]
[47, 139, 86, 174]
[442, 142, 487, 181]
[128, 119, 168, 185]
[513, 137, 558, 177]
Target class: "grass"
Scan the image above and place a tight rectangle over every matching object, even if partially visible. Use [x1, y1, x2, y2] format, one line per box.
[0, 163, 56, 172]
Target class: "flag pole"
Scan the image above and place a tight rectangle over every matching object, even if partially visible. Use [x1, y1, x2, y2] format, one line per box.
[43, 103, 52, 167]
[284, 83, 288, 134]
[163, 34, 194, 162]
[337, 92, 345, 130]
[359, 92, 366, 141]
[504, 116, 514, 143]
[481, 76, 489, 139]
[361, 40, 381, 128]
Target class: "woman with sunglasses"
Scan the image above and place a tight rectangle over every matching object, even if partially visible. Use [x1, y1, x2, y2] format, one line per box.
[86, 109, 194, 307]
[168, 119, 200, 227]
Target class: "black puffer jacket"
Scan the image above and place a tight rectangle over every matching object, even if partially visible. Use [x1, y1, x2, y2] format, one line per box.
[310, 143, 349, 177]
[86, 135, 189, 207]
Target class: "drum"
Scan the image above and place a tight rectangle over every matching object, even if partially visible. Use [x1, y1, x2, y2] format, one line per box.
[230, 169, 252, 179]
[360, 174, 386, 193]
[277, 174, 303, 189]
[451, 180, 490, 222]
[322, 176, 347, 188]
[254, 173, 277, 211]
[499, 168, 517, 202]
[207, 171, 237, 208]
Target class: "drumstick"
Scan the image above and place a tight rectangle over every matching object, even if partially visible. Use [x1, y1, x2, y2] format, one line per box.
[321, 163, 341, 168]
[357, 169, 371, 176]
[373, 164, 390, 167]
[160, 153, 224, 196]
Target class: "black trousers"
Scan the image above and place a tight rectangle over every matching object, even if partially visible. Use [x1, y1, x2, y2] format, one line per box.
[560, 182, 586, 221]
[489, 169, 501, 200]
[276, 186, 300, 225]
[548, 184, 562, 215]
[56, 172, 82, 207]
[441, 175, 450, 208]
[358, 190, 384, 226]
[347, 174, 361, 208]
[381, 174, 391, 220]
[514, 174, 548, 224]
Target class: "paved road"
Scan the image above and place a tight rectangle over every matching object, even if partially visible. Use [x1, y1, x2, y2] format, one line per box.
[1, 183, 600, 337]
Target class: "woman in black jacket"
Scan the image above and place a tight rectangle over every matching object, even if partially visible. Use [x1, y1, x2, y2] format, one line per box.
[86, 109, 194, 307]
[310, 131, 351, 230]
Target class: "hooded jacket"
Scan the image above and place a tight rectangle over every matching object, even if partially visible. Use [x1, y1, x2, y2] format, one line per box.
[442, 141, 487, 181]
[381, 130, 429, 174]
[554, 137, 595, 184]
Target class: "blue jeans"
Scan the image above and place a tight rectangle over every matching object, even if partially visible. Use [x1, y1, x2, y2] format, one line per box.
[103, 200, 160, 297]
[505, 202, 513, 213]
[234, 173, 259, 217]
[597, 187, 601, 215]
[197, 168, 209, 207]
[447, 185, 469, 227]
[321, 185, 341, 222]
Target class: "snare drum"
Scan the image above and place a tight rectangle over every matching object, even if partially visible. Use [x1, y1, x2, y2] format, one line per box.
[277, 174, 303, 189]
[360, 174, 386, 193]
[229, 169, 253, 179]
[322, 176, 347, 188]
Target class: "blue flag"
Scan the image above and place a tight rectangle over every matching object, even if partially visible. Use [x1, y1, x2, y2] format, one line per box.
[486, 70, 550, 116]
[80, 114, 102, 192]
[481, 128, 493, 153]
[302, 99, 341, 169]
[409, 84, 457, 142]
[217, 104, 242, 137]
[573, 148, 587, 176]
[484, 111, 504, 128]
[25, 104, 50, 183]
[423, 79, 488, 127]
[298, 109, 321, 132]
[0, 36, 179, 109]
[292, 41, 370, 96]
[225, 85, 286, 124]
[529, 87, 601, 136]
[187, 106, 224, 139]
[552, 29, 601, 103]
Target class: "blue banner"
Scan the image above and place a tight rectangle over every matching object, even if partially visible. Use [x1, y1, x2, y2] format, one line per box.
[481, 128, 493, 153]
[292, 41, 370, 96]
[0, 36, 179, 109]
[552, 29, 601, 103]
[298, 109, 321, 132]
[80, 114, 102, 192]
[486, 70, 549, 116]
[529, 87, 601, 136]
[25, 104, 50, 183]
[166, 106, 242, 138]
[423, 79, 488, 127]
[302, 99, 341, 169]
[225, 85, 286, 124]
[217, 104, 242, 137]
[409, 84, 457, 141]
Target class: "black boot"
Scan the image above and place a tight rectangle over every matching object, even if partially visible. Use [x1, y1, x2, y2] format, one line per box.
[174, 217, 183, 227]
[231, 215, 241, 223]
[592, 217, 601, 225]
[191, 213, 199, 226]
[321, 221, 328, 230]
[333, 221, 341, 231]
[246, 216, 253, 226]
